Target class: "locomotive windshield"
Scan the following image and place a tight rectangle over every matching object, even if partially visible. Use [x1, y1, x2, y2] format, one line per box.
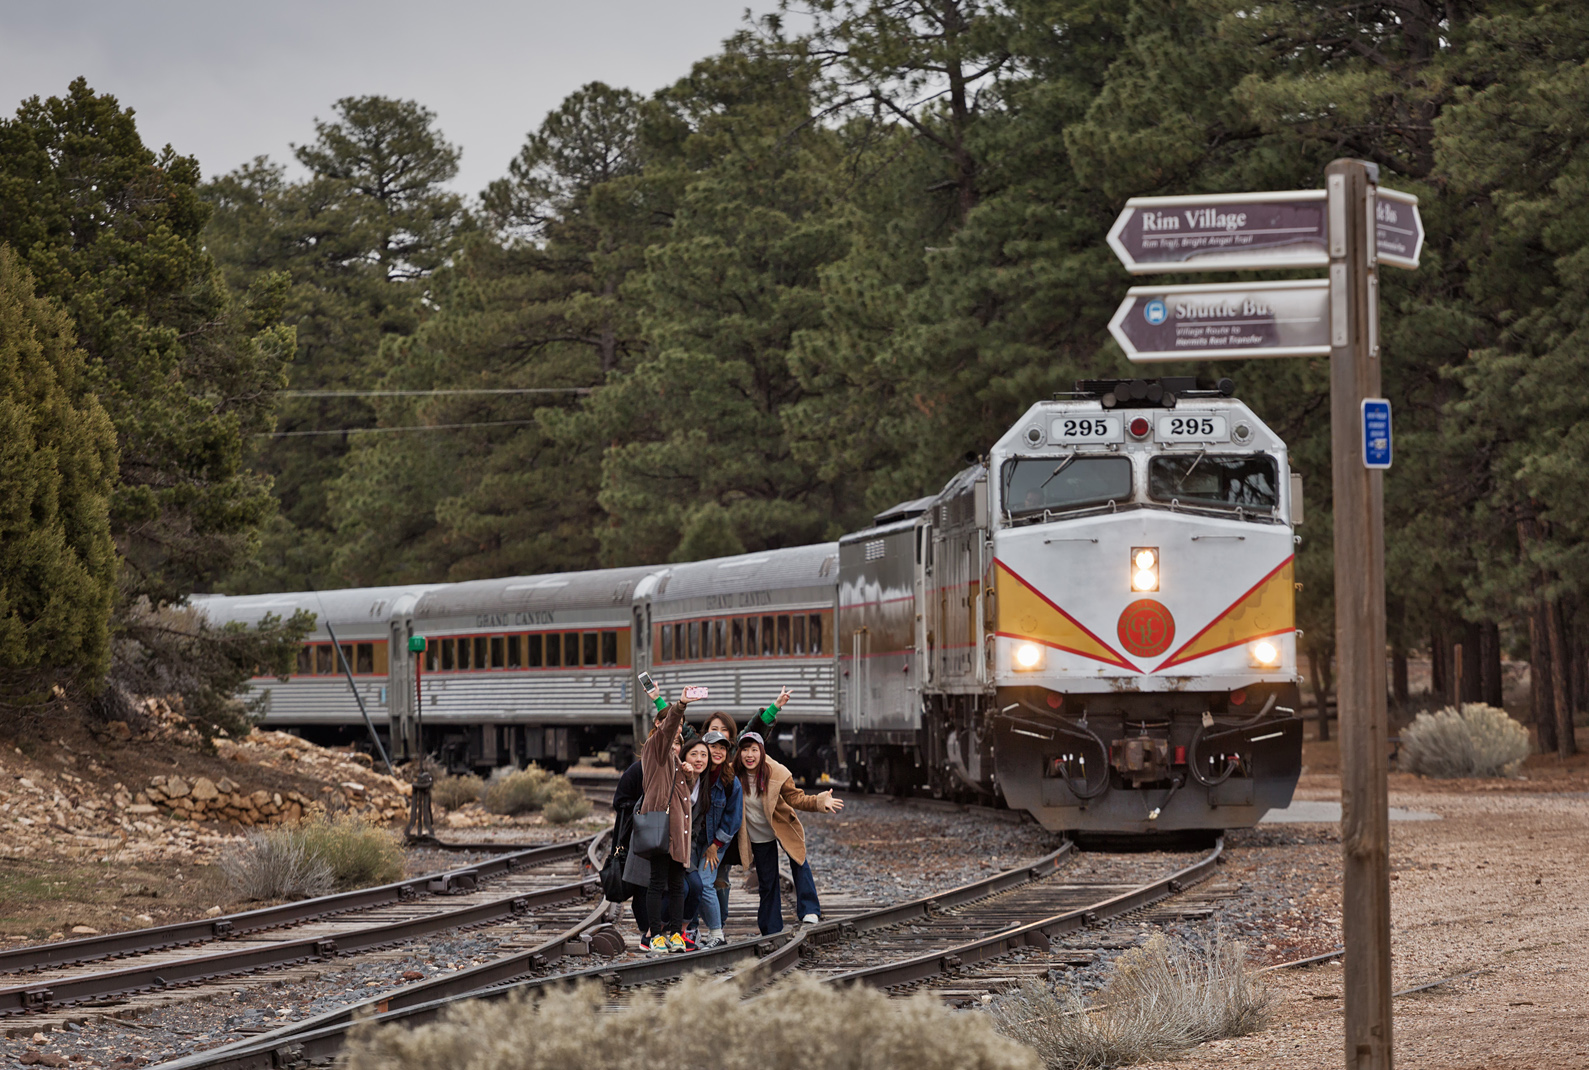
[1002, 456, 1132, 518]
[1148, 452, 1279, 513]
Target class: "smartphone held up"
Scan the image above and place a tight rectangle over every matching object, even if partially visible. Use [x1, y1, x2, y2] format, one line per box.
[682, 685, 709, 701]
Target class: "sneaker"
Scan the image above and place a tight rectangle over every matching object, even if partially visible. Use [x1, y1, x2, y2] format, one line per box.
[698, 933, 727, 950]
[648, 935, 669, 954]
[681, 931, 698, 951]
[667, 932, 688, 953]
[800, 914, 820, 925]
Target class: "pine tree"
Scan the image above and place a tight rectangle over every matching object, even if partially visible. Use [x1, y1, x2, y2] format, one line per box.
[0, 246, 119, 703]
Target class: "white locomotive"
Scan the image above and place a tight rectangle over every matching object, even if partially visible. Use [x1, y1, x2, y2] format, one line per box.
[197, 378, 1303, 833]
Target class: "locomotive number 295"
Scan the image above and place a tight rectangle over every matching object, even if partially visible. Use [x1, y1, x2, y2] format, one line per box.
[1155, 414, 1230, 442]
[1049, 415, 1122, 443]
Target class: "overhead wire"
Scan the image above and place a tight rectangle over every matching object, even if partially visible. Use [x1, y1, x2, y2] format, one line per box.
[256, 419, 542, 438]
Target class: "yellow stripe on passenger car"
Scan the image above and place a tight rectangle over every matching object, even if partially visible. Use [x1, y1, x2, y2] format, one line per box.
[1156, 557, 1295, 671]
[994, 560, 1136, 671]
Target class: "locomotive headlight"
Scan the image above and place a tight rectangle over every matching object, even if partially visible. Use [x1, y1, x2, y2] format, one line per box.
[1014, 642, 1044, 670]
[1130, 546, 1159, 592]
[1250, 640, 1280, 666]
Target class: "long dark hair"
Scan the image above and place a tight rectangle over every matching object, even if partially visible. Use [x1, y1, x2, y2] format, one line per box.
[735, 739, 770, 797]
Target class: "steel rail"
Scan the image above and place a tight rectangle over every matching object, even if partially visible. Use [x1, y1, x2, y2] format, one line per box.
[152, 840, 1076, 1070]
[0, 836, 595, 976]
[823, 838, 1223, 991]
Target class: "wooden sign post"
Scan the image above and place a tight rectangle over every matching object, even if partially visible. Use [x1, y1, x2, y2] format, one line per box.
[1112, 158, 1421, 1070]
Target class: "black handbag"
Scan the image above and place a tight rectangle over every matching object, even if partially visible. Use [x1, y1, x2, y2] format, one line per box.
[600, 843, 634, 902]
[630, 803, 671, 859]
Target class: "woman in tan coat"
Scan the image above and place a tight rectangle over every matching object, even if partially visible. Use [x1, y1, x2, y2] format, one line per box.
[734, 730, 843, 935]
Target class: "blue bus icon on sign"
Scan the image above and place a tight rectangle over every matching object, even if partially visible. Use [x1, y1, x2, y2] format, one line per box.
[1144, 299, 1168, 325]
[1361, 398, 1392, 469]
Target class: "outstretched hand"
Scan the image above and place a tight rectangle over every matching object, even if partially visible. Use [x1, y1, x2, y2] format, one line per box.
[822, 793, 844, 814]
[775, 685, 794, 708]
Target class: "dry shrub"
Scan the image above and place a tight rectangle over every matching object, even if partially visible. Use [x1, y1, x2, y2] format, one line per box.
[540, 781, 591, 825]
[344, 973, 1037, 1070]
[223, 814, 403, 898]
[431, 773, 483, 811]
[219, 830, 334, 900]
[1400, 703, 1530, 778]
[479, 766, 587, 820]
[987, 931, 1273, 1069]
[295, 813, 406, 889]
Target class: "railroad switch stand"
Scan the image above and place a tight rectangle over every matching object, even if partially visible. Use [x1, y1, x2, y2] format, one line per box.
[406, 770, 437, 844]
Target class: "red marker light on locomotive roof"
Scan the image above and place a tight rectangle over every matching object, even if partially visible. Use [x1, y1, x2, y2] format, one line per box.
[1128, 416, 1151, 438]
[1230, 689, 1247, 706]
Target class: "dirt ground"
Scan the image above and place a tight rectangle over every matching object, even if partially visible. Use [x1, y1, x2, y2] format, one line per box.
[1137, 729, 1589, 1070]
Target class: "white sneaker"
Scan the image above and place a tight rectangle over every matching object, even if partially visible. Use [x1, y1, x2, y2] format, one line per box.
[801, 913, 820, 925]
[699, 933, 727, 949]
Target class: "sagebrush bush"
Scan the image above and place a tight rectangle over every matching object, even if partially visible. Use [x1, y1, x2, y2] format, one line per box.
[343, 974, 1038, 1070]
[479, 765, 585, 818]
[540, 781, 591, 824]
[223, 814, 405, 899]
[219, 830, 334, 900]
[1401, 703, 1530, 778]
[295, 814, 406, 888]
[431, 773, 483, 811]
[988, 931, 1272, 1069]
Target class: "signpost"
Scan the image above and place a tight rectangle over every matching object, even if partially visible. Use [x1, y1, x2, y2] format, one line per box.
[1109, 161, 1421, 1070]
[1108, 280, 1331, 362]
[1106, 190, 1329, 273]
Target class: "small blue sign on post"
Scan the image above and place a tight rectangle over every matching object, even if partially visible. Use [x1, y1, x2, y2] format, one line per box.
[1361, 398, 1392, 469]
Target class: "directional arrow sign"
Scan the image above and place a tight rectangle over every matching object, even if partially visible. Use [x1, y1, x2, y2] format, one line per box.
[1109, 279, 1332, 362]
[1374, 187, 1423, 269]
[1107, 190, 1329, 274]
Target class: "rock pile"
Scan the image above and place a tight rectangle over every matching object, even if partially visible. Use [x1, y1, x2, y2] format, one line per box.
[137, 776, 312, 827]
[212, 731, 410, 824]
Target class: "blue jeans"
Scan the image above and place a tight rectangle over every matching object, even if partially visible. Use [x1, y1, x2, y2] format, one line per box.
[749, 838, 821, 935]
[692, 847, 723, 931]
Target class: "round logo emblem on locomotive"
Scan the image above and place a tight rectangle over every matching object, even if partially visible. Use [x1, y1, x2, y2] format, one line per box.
[1118, 599, 1175, 658]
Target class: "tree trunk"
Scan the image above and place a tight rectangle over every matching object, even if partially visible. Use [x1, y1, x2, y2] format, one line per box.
[1546, 598, 1575, 758]
[1480, 621, 1504, 708]
[1308, 646, 1332, 742]
[1460, 621, 1483, 705]
[1429, 629, 1447, 704]
[1392, 647, 1410, 708]
[1531, 604, 1559, 755]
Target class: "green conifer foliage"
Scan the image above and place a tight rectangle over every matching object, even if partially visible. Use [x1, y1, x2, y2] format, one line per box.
[0, 246, 118, 701]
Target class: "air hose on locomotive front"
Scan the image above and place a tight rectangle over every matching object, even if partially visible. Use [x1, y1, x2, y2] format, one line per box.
[1011, 699, 1112, 800]
[1187, 693, 1277, 787]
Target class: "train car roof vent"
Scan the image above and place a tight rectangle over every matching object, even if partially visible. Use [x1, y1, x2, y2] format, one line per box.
[872, 496, 935, 525]
[819, 554, 836, 577]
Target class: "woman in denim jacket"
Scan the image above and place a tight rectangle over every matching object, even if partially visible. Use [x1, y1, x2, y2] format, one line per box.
[690, 728, 743, 948]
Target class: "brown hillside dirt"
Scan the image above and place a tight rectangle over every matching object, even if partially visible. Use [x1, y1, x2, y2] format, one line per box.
[0, 700, 411, 943]
[1131, 727, 1589, 1070]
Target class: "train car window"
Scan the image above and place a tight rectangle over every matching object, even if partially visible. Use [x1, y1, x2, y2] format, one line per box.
[686, 621, 699, 660]
[1149, 453, 1279, 512]
[441, 639, 456, 671]
[338, 645, 353, 673]
[792, 615, 806, 655]
[745, 617, 758, 657]
[601, 630, 618, 666]
[583, 632, 598, 666]
[776, 615, 790, 655]
[491, 636, 505, 669]
[356, 643, 374, 674]
[506, 635, 522, 668]
[457, 638, 470, 670]
[712, 620, 725, 658]
[296, 646, 313, 675]
[313, 645, 331, 674]
[564, 632, 580, 667]
[761, 616, 775, 656]
[661, 624, 674, 662]
[474, 637, 489, 670]
[527, 633, 543, 667]
[731, 618, 744, 657]
[809, 614, 823, 655]
[674, 624, 685, 662]
[425, 644, 437, 672]
[1002, 456, 1132, 517]
[546, 633, 561, 667]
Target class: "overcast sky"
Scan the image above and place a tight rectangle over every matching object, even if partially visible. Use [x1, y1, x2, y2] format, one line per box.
[0, 0, 768, 197]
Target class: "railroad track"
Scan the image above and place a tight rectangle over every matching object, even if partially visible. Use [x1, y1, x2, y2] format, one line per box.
[154, 838, 1224, 1069]
[0, 835, 605, 1021]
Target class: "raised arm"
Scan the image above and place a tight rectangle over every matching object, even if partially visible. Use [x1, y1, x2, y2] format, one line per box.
[752, 685, 794, 729]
